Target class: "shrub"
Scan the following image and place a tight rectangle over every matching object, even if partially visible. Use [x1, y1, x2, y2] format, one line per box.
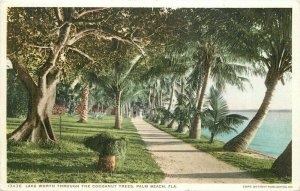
[84, 132, 127, 159]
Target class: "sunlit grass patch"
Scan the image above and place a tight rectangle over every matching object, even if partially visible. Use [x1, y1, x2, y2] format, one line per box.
[7, 115, 164, 183]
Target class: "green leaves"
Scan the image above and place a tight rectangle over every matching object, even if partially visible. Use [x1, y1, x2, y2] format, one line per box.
[84, 132, 127, 157]
[211, 9, 291, 79]
[202, 86, 248, 140]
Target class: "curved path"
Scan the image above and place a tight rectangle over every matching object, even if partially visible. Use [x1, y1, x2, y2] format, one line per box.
[132, 118, 261, 184]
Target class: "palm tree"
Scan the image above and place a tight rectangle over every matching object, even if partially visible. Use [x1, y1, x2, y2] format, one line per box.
[202, 87, 248, 143]
[143, 45, 191, 124]
[158, 76, 174, 125]
[189, 40, 250, 139]
[77, 84, 90, 123]
[223, 9, 292, 152]
[173, 77, 197, 133]
[150, 76, 174, 124]
[97, 55, 144, 129]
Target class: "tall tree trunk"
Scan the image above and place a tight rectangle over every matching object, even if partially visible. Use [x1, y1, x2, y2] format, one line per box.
[78, 85, 89, 123]
[189, 64, 211, 139]
[148, 87, 152, 118]
[128, 102, 132, 118]
[167, 79, 175, 112]
[175, 78, 186, 132]
[8, 9, 102, 142]
[114, 91, 122, 129]
[8, 60, 61, 142]
[223, 75, 279, 152]
[161, 79, 176, 126]
[8, 18, 73, 143]
[125, 103, 129, 118]
[160, 89, 163, 108]
[158, 89, 166, 125]
[150, 85, 156, 121]
[195, 77, 202, 107]
[154, 81, 161, 123]
[271, 141, 292, 177]
[9, 85, 58, 142]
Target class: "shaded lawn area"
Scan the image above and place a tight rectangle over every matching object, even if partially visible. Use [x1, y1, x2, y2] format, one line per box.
[7, 115, 164, 183]
[145, 119, 291, 184]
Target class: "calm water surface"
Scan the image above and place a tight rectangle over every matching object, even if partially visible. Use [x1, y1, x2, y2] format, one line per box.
[201, 110, 292, 158]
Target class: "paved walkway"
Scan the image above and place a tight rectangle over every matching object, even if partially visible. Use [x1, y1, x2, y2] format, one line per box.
[132, 118, 261, 184]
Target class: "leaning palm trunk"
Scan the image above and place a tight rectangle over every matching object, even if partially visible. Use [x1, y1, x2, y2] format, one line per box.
[78, 85, 89, 123]
[223, 76, 278, 152]
[114, 91, 122, 129]
[271, 141, 292, 177]
[189, 64, 211, 139]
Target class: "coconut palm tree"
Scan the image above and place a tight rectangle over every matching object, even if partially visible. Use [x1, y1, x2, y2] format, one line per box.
[76, 84, 90, 123]
[96, 55, 144, 129]
[173, 77, 190, 133]
[159, 76, 177, 127]
[223, 9, 292, 152]
[189, 40, 250, 139]
[143, 45, 191, 124]
[202, 87, 248, 143]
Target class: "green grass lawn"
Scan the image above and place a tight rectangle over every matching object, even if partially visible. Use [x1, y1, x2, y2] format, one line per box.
[7, 115, 164, 183]
[145, 119, 291, 184]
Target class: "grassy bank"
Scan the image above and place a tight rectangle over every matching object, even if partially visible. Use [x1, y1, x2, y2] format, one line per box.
[7, 115, 164, 183]
[145, 119, 291, 184]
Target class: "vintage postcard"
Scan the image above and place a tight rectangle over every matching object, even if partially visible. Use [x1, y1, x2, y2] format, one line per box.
[0, 0, 299, 191]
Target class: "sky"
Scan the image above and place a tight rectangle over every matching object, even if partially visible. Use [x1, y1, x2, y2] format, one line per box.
[222, 76, 292, 110]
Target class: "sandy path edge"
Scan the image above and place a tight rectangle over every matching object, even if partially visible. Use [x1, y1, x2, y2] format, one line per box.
[132, 118, 262, 184]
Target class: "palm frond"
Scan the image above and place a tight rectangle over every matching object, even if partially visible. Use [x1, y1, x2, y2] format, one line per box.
[201, 86, 248, 139]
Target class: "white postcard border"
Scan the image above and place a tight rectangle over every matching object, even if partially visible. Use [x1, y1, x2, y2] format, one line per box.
[0, 1, 299, 191]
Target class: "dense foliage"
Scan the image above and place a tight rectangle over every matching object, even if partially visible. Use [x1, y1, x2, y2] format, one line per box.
[84, 132, 127, 158]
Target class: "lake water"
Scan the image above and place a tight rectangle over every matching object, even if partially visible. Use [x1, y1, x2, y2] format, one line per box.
[201, 110, 292, 158]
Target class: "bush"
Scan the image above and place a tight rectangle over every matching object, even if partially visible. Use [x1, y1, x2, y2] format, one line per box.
[84, 132, 127, 158]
